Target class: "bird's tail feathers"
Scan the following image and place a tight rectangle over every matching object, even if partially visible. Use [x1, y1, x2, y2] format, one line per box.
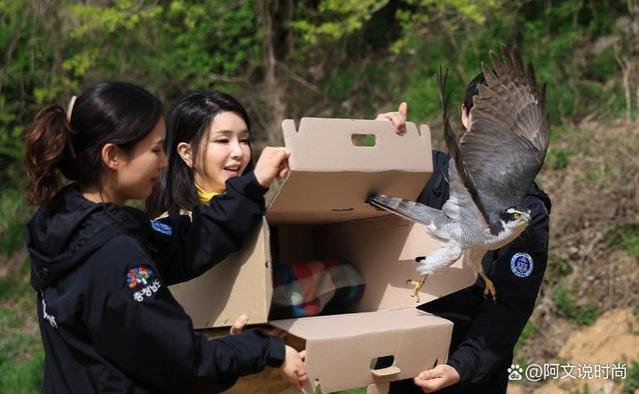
[367, 194, 430, 225]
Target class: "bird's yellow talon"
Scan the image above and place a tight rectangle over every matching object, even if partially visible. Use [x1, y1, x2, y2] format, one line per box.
[406, 277, 427, 303]
[480, 272, 497, 301]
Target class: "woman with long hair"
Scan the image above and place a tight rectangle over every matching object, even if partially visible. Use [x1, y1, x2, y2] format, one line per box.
[146, 91, 267, 217]
[24, 81, 306, 393]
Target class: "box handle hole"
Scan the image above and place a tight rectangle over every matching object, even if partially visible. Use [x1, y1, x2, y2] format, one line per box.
[370, 355, 400, 377]
[351, 133, 377, 147]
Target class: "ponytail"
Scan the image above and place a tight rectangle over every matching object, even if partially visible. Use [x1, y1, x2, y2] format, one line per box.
[24, 105, 74, 208]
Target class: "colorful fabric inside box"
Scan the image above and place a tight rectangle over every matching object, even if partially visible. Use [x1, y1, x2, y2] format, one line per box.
[270, 258, 365, 319]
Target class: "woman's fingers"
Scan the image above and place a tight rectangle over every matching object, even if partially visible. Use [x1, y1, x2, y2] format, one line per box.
[255, 147, 291, 187]
[229, 314, 249, 335]
[375, 102, 408, 134]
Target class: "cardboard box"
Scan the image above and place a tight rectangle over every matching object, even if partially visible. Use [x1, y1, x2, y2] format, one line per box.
[169, 118, 477, 393]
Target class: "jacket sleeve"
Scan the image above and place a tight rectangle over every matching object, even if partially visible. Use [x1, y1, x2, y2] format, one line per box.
[417, 150, 450, 209]
[84, 235, 285, 393]
[446, 195, 550, 386]
[149, 171, 268, 285]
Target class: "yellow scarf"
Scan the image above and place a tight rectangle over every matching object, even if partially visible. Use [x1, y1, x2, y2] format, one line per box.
[195, 183, 223, 203]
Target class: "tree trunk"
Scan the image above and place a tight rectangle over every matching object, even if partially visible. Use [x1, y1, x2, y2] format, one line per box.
[257, 0, 287, 150]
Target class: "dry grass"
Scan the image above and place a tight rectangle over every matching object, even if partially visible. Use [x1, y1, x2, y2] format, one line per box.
[520, 118, 639, 371]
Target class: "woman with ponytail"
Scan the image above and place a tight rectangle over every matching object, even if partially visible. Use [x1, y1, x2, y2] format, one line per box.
[24, 81, 306, 394]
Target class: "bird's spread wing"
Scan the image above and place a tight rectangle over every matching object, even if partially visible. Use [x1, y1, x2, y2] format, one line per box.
[437, 68, 491, 235]
[442, 157, 491, 235]
[459, 46, 550, 234]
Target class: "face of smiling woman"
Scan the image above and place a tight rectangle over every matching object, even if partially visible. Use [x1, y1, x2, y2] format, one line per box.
[191, 111, 251, 193]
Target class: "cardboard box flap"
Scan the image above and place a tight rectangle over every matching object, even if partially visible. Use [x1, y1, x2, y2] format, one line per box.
[282, 118, 431, 172]
[268, 118, 433, 224]
[169, 221, 272, 328]
[271, 309, 449, 339]
[313, 215, 478, 311]
[271, 309, 452, 393]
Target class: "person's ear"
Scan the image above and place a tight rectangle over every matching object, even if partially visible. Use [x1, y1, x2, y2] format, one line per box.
[101, 143, 122, 170]
[177, 142, 194, 168]
[461, 104, 470, 130]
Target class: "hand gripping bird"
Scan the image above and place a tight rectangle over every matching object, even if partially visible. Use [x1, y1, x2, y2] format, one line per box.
[368, 46, 550, 302]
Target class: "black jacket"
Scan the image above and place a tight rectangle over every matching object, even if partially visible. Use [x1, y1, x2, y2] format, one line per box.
[26, 172, 285, 394]
[391, 151, 551, 394]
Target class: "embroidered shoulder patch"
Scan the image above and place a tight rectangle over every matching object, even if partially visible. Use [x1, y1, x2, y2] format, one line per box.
[126, 265, 155, 288]
[150, 220, 172, 236]
[126, 265, 162, 302]
[510, 253, 534, 278]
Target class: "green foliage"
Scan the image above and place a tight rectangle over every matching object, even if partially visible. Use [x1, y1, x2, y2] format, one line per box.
[0, 219, 24, 257]
[0, 309, 20, 331]
[0, 333, 43, 394]
[0, 1, 638, 391]
[585, 162, 606, 183]
[335, 389, 366, 394]
[0, 262, 43, 394]
[0, 1, 55, 189]
[384, 0, 630, 123]
[1, 0, 635, 189]
[0, 260, 32, 303]
[553, 283, 600, 326]
[514, 321, 536, 354]
[392, 0, 500, 54]
[0, 191, 28, 257]
[159, 1, 260, 85]
[623, 361, 639, 394]
[548, 259, 574, 280]
[291, 1, 387, 44]
[326, 69, 358, 101]
[546, 148, 571, 170]
[620, 226, 639, 258]
[0, 190, 25, 223]
[607, 224, 639, 258]
[574, 304, 599, 326]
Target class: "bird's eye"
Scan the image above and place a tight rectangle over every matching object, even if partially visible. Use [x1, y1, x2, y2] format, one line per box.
[513, 212, 521, 219]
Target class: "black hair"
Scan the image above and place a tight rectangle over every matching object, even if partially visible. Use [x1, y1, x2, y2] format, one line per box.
[463, 72, 487, 112]
[25, 81, 163, 209]
[145, 91, 252, 217]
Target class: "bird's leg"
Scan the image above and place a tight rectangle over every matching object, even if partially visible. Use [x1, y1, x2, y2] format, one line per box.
[479, 271, 497, 301]
[409, 242, 462, 303]
[405, 276, 428, 303]
[406, 256, 430, 303]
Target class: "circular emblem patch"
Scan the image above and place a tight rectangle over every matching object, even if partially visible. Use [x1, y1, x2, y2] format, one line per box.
[510, 253, 534, 278]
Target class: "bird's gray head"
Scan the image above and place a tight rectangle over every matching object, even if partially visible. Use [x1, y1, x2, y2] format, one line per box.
[499, 207, 531, 230]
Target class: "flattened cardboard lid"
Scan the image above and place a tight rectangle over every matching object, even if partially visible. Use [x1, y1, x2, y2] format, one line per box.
[267, 118, 432, 224]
